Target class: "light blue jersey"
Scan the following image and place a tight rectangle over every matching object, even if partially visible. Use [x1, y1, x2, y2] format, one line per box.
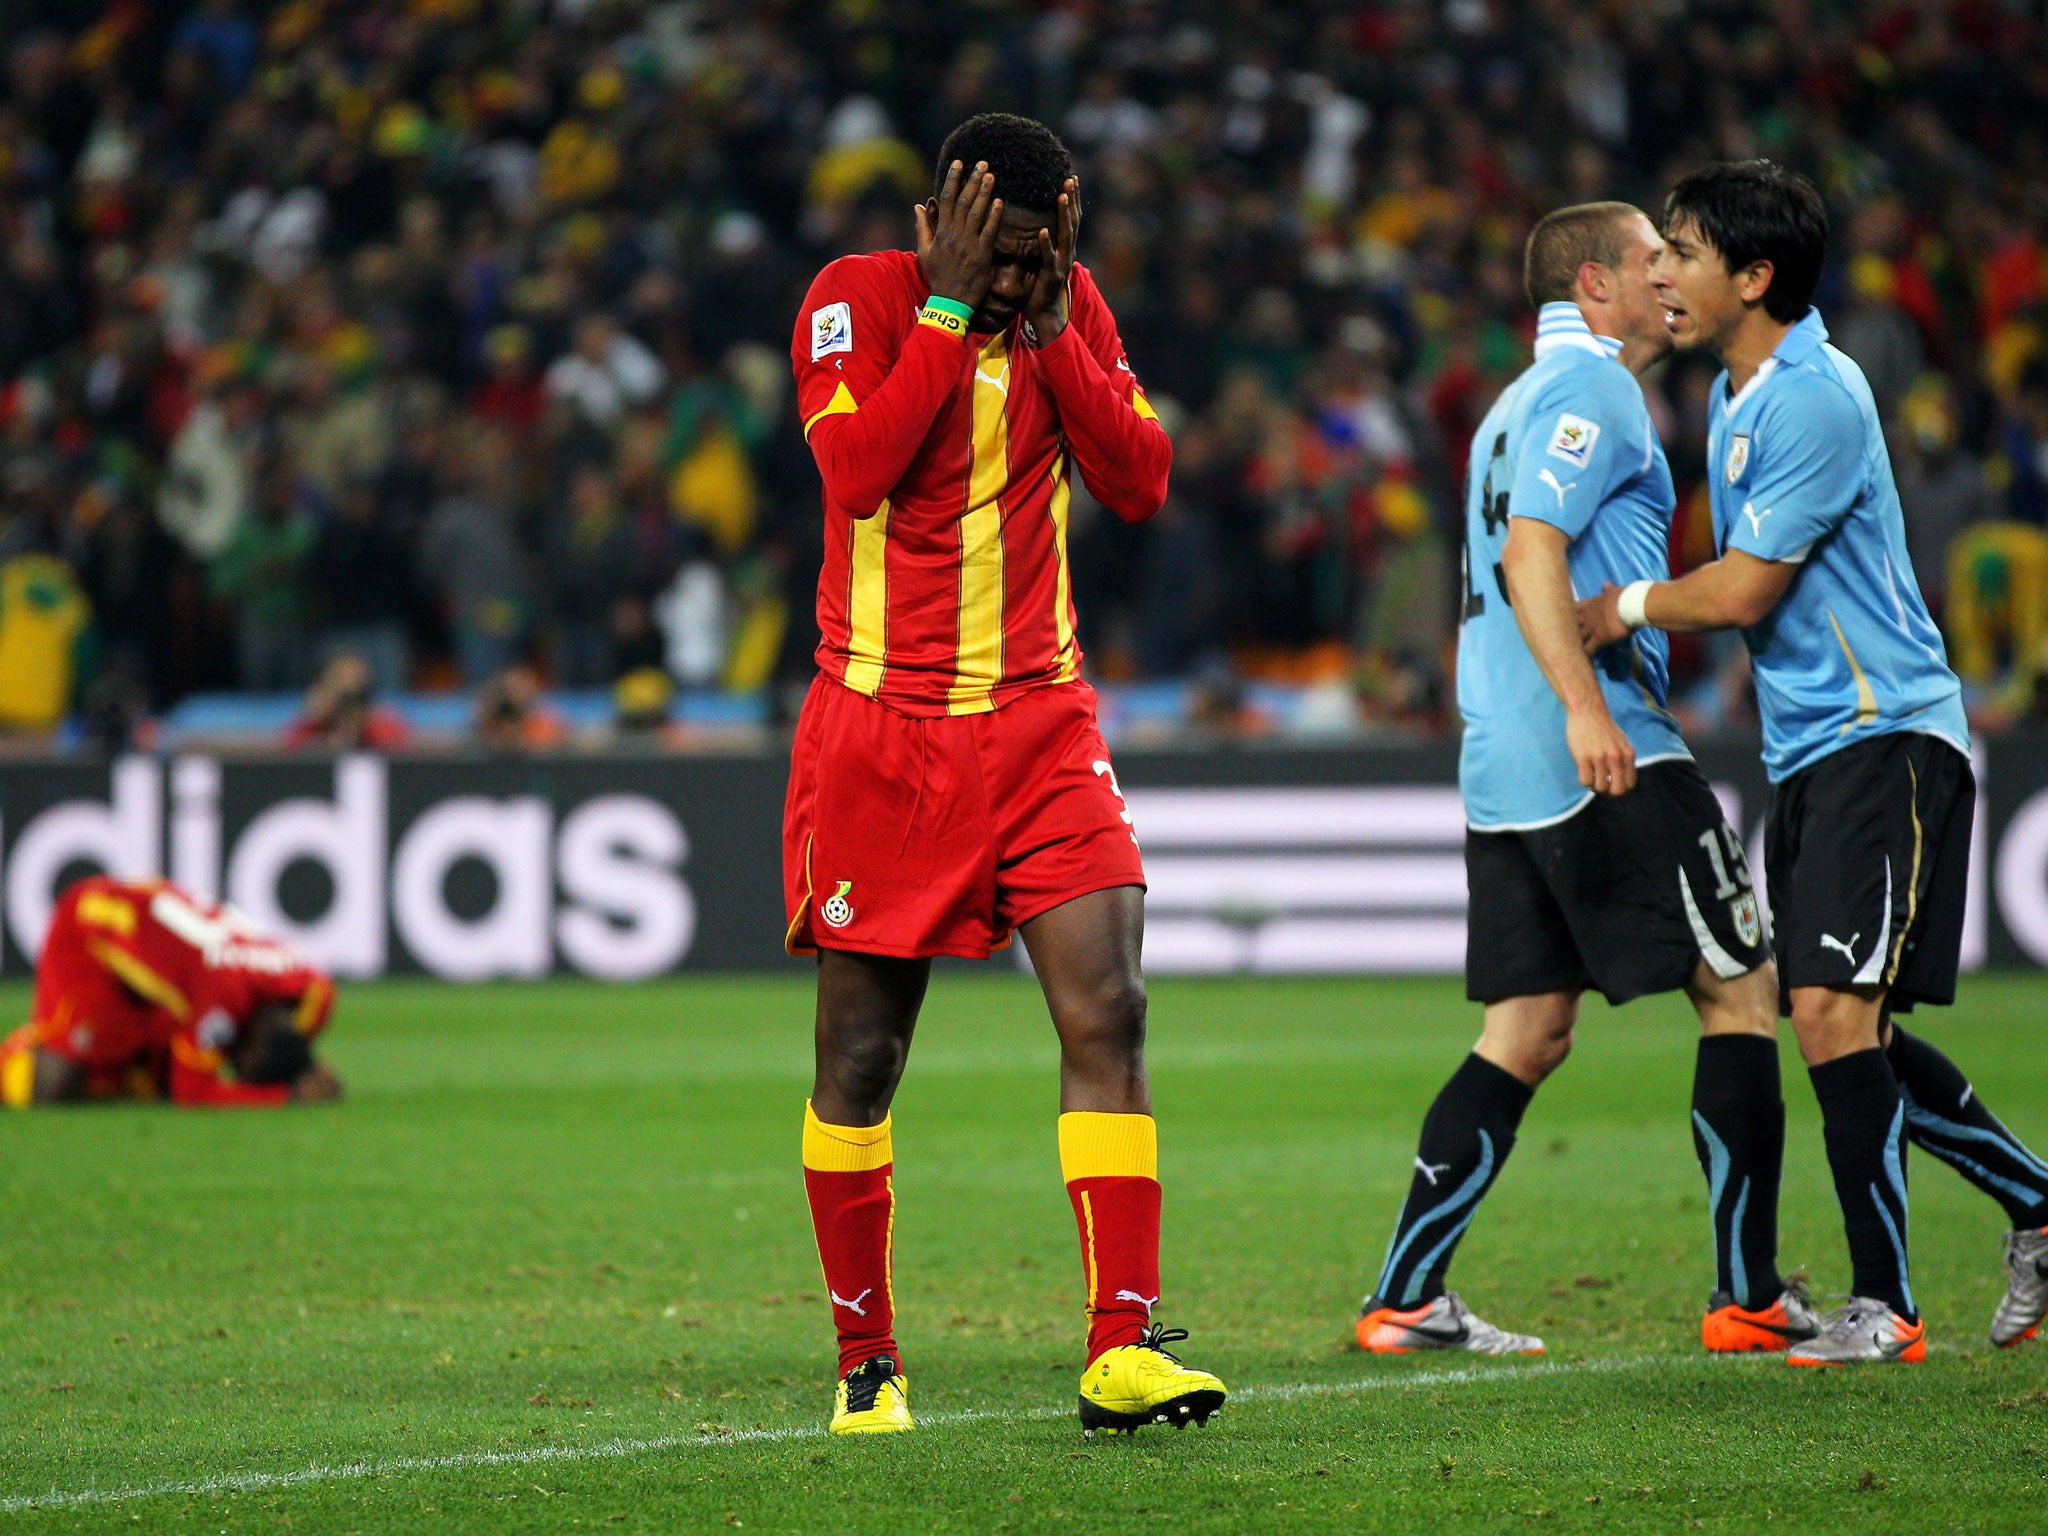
[1458, 303, 1691, 830]
[1707, 309, 1969, 782]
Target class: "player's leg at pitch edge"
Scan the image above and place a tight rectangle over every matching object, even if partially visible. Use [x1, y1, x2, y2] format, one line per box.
[1993, 1225, 2048, 1347]
[1355, 1046, 1546, 1357]
[803, 1102, 917, 1434]
[1062, 1111, 1225, 1436]
[1884, 1022, 2048, 1346]
[1691, 1033, 1820, 1352]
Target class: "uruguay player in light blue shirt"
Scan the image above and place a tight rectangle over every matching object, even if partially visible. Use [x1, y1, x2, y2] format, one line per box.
[1455, 285, 1689, 831]
[1358, 204, 1803, 1363]
[1580, 160, 2048, 1364]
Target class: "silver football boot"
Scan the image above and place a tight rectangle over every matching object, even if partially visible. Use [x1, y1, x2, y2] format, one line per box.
[1785, 1296, 1926, 1367]
[1356, 1291, 1545, 1356]
[1992, 1226, 2048, 1347]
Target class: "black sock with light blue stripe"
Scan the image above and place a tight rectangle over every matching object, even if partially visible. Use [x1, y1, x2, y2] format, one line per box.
[1370, 1054, 1532, 1309]
[1810, 1049, 1916, 1322]
[1888, 1025, 2048, 1229]
[1691, 1035, 1785, 1311]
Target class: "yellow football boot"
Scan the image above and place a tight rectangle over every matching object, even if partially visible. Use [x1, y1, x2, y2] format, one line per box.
[829, 1354, 913, 1435]
[1076, 1325, 1226, 1437]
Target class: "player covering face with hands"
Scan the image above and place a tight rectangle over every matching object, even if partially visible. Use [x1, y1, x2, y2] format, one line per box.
[1358, 202, 1811, 1362]
[1578, 160, 2048, 1363]
[3, 876, 340, 1109]
[784, 114, 1224, 1436]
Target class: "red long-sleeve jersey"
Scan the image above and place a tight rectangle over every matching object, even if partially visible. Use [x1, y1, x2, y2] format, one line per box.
[2, 877, 334, 1107]
[792, 251, 1170, 716]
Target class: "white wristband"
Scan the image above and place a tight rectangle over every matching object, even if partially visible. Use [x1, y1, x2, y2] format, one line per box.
[1616, 580, 1655, 631]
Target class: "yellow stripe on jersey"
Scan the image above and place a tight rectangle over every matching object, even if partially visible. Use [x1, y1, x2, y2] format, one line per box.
[842, 500, 891, 696]
[1826, 608, 1880, 733]
[1049, 454, 1078, 681]
[803, 380, 859, 439]
[87, 939, 190, 1021]
[76, 889, 137, 936]
[1131, 388, 1159, 422]
[949, 333, 1010, 715]
[294, 975, 333, 1035]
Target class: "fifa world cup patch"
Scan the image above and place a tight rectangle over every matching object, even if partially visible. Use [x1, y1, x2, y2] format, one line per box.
[1725, 432, 1751, 484]
[1546, 413, 1599, 468]
[811, 301, 853, 361]
[820, 880, 856, 928]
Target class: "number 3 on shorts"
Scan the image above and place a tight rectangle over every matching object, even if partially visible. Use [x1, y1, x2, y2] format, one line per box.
[1093, 760, 1136, 838]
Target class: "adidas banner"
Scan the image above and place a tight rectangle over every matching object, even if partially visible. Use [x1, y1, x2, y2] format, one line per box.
[0, 737, 2039, 978]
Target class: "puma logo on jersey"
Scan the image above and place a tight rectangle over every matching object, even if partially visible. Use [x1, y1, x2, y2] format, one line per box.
[831, 1288, 873, 1316]
[1742, 502, 1773, 539]
[975, 362, 1010, 395]
[1537, 469, 1577, 509]
[1114, 1290, 1159, 1313]
[1415, 1158, 1453, 1186]
[1820, 932, 1861, 964]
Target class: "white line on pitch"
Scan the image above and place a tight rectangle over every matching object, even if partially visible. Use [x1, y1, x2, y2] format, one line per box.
[0, 1354, 1695, 1514]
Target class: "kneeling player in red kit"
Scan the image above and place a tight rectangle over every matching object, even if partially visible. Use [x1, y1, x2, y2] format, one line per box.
[2, 876, 340, 1109]
[784, 114, 1224, 1437]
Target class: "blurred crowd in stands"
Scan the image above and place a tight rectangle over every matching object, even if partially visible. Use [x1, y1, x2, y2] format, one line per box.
[2, 0, 2048, 751]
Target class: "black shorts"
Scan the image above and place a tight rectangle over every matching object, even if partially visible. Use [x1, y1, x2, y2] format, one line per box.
[1467, 760, 1769, 1006]
[1765, 732, 1973, 1014]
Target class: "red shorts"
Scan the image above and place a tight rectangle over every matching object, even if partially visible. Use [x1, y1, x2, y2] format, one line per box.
[783, 677, 1146, 959]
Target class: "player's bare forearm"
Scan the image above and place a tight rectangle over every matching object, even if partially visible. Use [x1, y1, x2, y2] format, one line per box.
[1035, 326, 1170, 522]
[1504, 517, 1636, 795]
[1578, 550, 1797, 650]
[1504, 519, 1610, 716]
[806, 328, 970, 516]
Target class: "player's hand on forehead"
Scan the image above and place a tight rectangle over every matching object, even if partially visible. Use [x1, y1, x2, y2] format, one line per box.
[1052, 175, 1080, 264]
[1023, 175, 1080, 339]
[914, 159, 1002, 311]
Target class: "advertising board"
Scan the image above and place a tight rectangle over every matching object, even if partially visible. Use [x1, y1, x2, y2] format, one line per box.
[0, 737, 2032, 978]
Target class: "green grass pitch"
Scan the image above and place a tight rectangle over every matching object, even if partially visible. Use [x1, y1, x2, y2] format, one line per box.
[3, 972, 2047, 1533]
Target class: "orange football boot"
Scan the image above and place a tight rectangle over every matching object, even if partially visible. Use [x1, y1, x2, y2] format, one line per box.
[1702, 1281, 1822, 1353]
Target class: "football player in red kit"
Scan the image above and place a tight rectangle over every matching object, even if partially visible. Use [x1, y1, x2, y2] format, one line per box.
[1, 876, 339, 1109]
[784, 113, 1223, 1437]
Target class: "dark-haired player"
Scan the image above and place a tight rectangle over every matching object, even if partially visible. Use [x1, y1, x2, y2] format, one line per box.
[1, 876, 339, 1108]
[1581, 159, 2048, 1363]
[785, 114, 1224, 1435]
[1358, 203, 1814, 1361]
